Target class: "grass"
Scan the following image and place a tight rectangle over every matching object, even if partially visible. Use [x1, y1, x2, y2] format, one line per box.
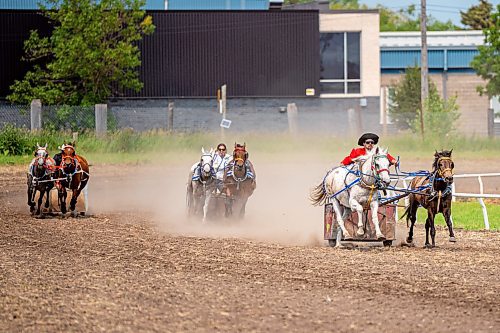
[398, 201, 500, 231]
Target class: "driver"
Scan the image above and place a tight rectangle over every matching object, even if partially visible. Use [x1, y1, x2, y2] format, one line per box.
[340, 133, 398, 166]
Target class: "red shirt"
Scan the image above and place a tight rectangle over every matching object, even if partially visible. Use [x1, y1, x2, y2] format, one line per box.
[341, 147, 396, 166]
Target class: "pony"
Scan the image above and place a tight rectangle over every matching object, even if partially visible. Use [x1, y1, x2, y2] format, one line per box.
[223, 143, 256, 219]
[55, 142, 90, 217]
[186, 147, 216, 223]
[310, 147, 392, 240]
[402, 150, 455, 248]
[27, 143, 56, 217]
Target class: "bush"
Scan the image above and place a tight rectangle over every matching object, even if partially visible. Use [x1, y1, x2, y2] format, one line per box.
[0, 125, 31, 155]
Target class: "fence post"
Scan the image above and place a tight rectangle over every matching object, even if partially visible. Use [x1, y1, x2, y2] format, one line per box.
[287, 103, 298, 135]
[487, 108, 494, 137]
[167, 100, 174, 131]
[95, 104, 107, 136]
[30, 99, 42, 131]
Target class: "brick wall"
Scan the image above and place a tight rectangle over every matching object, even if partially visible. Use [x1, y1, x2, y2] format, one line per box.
[381, 72, 490, 136]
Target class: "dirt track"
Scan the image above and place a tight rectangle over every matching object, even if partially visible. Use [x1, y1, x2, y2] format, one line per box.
[1, 161, 500, 332]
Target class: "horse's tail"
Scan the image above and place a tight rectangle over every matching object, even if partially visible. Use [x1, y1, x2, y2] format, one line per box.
[310, 181, 327, 206]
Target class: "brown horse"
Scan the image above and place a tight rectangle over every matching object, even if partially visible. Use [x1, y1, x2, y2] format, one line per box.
[223, 143, 256, 219]
[56, 143, 90, 217]
[402, 150, 455, 248]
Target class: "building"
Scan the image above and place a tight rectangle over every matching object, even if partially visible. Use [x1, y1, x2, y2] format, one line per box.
[380, 31, 492, 136]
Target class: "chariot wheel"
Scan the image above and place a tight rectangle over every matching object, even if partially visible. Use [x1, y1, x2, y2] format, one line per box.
[328, 239, 337, 247]
[383, 240, 393, 247]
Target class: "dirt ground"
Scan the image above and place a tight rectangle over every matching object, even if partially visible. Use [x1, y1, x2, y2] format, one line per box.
[1, 157, 499, 333]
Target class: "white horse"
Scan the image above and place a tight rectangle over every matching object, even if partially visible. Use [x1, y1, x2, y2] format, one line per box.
[186, 147, 216, 223]
[310, 147, 392, 239]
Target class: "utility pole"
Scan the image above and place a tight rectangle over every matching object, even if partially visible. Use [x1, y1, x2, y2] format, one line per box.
[420, 0, 428, 138]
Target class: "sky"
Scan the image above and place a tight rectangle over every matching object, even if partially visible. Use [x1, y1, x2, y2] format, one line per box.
[358, 0, 499, 27]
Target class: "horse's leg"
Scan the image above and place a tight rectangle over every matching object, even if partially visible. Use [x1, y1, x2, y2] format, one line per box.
[370, 200, 385, 240]
[36, 189, 43, 216]
[406, 201, 419, 244]
[424, 214, 431, 248]
[443, 206, 456, 242]
[348, 198, 365, 237]
[202, 190, 211, 223]
[28, 185, 36, 214]
[332, 200, 350, 238]
[58, 187, 67, 215]
[429, 211, 437, 248]
[44, 187, 51, 209]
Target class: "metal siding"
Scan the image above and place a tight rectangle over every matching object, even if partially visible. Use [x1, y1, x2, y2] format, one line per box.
[0, 10, 318, 98]
[447, 49, 479, 68]
[381, 49, 476, 70]
[0, 0, 39, 9]
[0, 10, 52, 99]
[167, 0, 268, 10]
[130, 10, 319, 97]
[428, 50, 444, 69]
[0, 0, 164, 10]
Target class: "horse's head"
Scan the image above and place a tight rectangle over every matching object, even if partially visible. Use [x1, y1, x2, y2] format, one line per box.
[233, 143, 248, 169]
[61, 143, 77, 173]
[433, 150, 454, 183]
[199, 147, 215, 177]
[33, 143, 49, 171]
[372, 147, 391, 186]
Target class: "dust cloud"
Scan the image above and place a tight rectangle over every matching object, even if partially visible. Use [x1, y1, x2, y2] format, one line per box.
[89, 149, 332, 247]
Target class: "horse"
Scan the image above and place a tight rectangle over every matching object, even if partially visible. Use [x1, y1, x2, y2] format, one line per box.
[186, 147, 216, 223]
[402, 150, 455, 248]
[27, 143, 57, 217]
[55, 143, 90, 217]
[310, 147, 392, 240]
[223, 143, 256, 219]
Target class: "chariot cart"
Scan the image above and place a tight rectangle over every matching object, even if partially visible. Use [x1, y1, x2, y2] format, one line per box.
[324, 203, 397, 247]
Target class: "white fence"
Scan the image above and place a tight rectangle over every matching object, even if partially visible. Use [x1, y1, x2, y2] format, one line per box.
[398, 173, 500, 230]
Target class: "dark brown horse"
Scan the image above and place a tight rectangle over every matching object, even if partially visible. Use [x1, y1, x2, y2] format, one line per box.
[223, 143, 256, 219]
[56, 143, 90, 217]
[402, 150, 455, 248]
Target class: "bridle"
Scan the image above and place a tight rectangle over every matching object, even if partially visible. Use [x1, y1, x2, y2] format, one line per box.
[199, 153, 214, 182]
[436, 156, 454, 179]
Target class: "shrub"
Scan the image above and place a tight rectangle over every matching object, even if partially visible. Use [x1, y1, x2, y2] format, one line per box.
[0, 125, 31, 155]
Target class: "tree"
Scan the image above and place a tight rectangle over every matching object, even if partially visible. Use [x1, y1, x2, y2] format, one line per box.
[460, 0, 494, 30]
[389, 65, 459, 136]
[471, 4, 500, 98]
[8, 0, 155, 105]
[379, 5, 459, 32]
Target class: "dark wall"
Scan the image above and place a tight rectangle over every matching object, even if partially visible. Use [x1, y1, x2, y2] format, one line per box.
[0, 10, 319, 99]
[0, 10, 52, 100]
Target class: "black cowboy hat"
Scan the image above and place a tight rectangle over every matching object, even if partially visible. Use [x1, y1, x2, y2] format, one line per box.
[358, 133, 379, 146]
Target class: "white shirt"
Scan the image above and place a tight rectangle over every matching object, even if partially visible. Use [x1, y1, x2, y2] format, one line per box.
[213, 153, 232, 180]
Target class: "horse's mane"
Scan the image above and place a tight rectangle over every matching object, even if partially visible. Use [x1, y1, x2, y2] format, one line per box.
[432, 150, 453, 170]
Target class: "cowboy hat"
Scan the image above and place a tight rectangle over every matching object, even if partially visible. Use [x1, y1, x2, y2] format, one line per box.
[358, 133, 379, 146]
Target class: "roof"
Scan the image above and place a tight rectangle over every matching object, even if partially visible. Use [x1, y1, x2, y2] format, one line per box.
[380, 30, 485, 49]
[283, 0, 378, 13]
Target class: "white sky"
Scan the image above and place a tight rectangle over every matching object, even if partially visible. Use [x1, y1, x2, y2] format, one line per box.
[359, 0, 499, 27]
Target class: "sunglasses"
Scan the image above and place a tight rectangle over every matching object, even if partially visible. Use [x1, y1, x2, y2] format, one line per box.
[218, 148, 226, 151]
[364, 140, 375, 144]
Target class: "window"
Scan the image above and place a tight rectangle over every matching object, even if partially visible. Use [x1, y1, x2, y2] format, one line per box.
[320, 32, 361, 94]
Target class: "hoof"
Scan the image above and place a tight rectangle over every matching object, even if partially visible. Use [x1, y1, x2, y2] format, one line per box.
[424, 244, 434, 249]
[449, 237, 457, 243]
[71, 211, 78, 218]
[342, 231, 351, 239]
[376, 234, 386, 241]
[356, 227, 364, 236]
[406, 237, 413, 244]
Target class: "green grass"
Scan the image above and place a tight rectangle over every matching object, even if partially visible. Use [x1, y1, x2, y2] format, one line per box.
[398, 201, 500, 231]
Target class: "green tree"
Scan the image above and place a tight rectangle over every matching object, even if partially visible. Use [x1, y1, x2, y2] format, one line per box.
[8, 0, 155, 105]
[460, 0, 494, 30]
[379, 5, 459, 32]
[471, 4, 500, 97]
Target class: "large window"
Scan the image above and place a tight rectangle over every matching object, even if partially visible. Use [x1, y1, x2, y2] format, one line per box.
[320, 32, 361, 94]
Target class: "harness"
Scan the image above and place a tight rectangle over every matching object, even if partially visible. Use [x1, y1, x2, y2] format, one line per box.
[227, 160, 254, 190]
